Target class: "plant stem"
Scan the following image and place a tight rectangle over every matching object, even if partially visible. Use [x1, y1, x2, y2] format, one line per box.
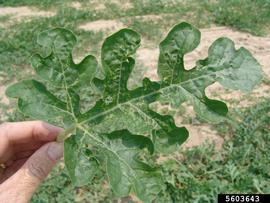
[57, 124, 76, 142]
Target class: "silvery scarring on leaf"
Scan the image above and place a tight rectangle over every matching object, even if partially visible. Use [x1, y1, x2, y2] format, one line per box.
[6, 22, 262, 202]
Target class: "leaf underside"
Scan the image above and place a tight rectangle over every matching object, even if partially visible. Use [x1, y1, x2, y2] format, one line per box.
[6, 22, 262, 202]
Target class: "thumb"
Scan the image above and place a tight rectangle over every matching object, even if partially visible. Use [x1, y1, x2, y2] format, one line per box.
[2, 142, 63, 203]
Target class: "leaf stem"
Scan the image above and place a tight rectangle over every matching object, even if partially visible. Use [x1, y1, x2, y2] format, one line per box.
[57, 124, 76, 142]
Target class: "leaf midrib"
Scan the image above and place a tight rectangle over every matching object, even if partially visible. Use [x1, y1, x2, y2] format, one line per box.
[53, 44, 77, 122]
[77, 124, 140, 195]
[78, 66, 229, 126]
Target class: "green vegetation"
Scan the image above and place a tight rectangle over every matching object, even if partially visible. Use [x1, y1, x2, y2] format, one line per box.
[157, 99, 270, 202]
[30, 99, 270, 202]
[0, 0, 269, 202]
[0, 0, 68, 8]
[209, 0, 270, 36]
[1, 0, 269, 84]
[7, 22, 262, 202]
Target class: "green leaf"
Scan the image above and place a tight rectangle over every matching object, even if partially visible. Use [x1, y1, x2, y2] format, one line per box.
[82, 129, 162, 203]
[158, 22, 201, 84]
[30, 28, 100, 119]
[150, 110, 189, 154]
[64, 133, 98, 187]
[6, 22, 262, 202]
[5, 80, 73, 125]
[101, 29, 141, 104]
[158, 23, 262, 122]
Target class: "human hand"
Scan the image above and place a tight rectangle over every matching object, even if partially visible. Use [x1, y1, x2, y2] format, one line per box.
[0, 121, 63, 203]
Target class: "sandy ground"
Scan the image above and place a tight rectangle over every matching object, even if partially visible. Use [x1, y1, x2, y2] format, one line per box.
[0, 6, 55, 26]
[70, 0, 132, 11]
[0, 6, 54, 17]
[79, 20, 125, 32]
[0, 85, 8, 104]
[78, 14, 163, 33]
[0, 5, 269, 149]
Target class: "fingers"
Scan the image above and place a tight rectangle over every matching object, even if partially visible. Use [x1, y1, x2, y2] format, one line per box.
[14, 150, 35, 160]
[0, 121, 62, 144]
[0, 142, 63, 203]
[0, 158, 27, 184]
[13, 141, 45, 153]
[22, 142, 63, 181]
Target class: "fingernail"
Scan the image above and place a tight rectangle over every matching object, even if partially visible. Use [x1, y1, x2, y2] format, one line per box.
[44, 123, 63, 136]
[47, 142, 64, 161]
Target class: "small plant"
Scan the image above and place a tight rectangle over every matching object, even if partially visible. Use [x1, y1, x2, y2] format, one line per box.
[6, 22, 262, 202]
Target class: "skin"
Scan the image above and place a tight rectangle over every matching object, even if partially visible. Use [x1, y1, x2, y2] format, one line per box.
[0, 121, 63, 203]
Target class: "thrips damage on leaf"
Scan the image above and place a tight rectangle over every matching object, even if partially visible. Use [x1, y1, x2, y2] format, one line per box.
[6, 22, 262, 202]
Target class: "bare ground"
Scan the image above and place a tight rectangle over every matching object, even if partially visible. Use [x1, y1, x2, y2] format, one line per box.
[0, 6, 55, 27]
[70, 0, 132, 11]
[79, 20, 125, 32]
[78, 14, 164, 33]
[0, 85, 8, 104]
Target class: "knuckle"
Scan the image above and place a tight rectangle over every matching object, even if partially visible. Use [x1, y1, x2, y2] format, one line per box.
[21, 171, 38, 187]
[0, 122, 11, 130]
[0, 122, 11, 128]
[26, 160, 48, 181]
[35, 120, 46, 126]
[32, 120, 47, 140]
[34, 120, 47, 130]
[0, 122, 11, 137]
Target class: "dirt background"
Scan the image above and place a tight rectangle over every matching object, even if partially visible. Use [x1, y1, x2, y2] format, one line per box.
[0, 5, 269, 149]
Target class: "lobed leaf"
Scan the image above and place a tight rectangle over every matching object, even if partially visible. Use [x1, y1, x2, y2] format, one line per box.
[97, 130, 162, 202]
[6, 22, 262, 202]
[64, 132, 99, 187]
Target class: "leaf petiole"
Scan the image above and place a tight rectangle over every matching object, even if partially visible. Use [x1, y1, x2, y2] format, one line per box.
[57, 124, 77, 142]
